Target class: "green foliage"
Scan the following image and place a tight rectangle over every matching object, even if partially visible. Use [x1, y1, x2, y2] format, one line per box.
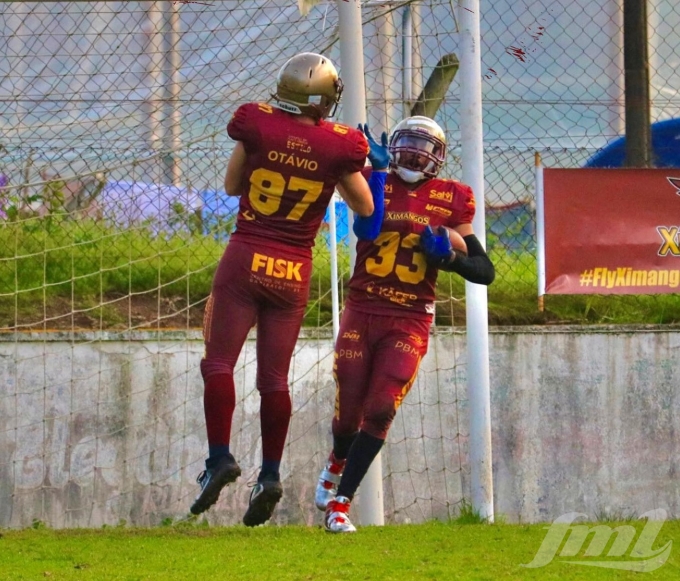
[0, 220, 677, 329]
[0, 218, 222, 298]
[168, 202, 206, 236]
[453, 499, 489, 524]
[1, 177, 73, 227]
[593, 507, 638, 523]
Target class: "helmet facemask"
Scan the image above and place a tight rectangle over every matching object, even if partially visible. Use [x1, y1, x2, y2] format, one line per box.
[388, 116, 447, 183]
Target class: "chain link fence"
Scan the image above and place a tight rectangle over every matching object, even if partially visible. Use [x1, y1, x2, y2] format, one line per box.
[1, 0, 679, 330]
[2, 0, 679, 531]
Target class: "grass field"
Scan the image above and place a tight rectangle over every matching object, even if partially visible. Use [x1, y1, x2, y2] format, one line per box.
[1, 519, 678, 581]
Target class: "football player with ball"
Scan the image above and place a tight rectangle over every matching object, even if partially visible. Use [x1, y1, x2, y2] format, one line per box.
[191, 53, 385, 526]
[317, 115, 496, 533]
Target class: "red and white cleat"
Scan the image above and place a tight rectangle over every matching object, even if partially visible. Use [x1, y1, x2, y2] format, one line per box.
[315, 452, 345, 511]
[324, 495, 356, 533]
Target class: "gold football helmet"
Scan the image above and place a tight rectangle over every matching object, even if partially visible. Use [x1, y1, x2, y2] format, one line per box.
[388, 116, 447, 183]
[272, 52, 343, 120]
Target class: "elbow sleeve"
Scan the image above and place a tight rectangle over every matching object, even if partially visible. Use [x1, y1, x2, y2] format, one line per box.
[440, 234, 496, 285]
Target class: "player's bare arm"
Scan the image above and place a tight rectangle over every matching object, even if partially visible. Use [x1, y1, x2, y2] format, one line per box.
[336, 171, 374, 217]
[452, 223, 474, 240]
[224, 141, 247, 196]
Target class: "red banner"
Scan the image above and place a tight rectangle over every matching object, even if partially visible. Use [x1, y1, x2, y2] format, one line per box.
[543, 169, 680, 295]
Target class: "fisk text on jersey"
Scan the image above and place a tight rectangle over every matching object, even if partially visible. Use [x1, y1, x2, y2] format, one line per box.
[251, 253, 303, 281]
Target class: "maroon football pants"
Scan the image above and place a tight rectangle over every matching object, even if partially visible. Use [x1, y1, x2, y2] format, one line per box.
[200, 238, 312, 457]
[332, 306, 431, 440]
[200, 238, 312, 392]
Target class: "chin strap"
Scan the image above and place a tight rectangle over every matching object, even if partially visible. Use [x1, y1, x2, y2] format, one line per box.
[394, 166, 425, 183]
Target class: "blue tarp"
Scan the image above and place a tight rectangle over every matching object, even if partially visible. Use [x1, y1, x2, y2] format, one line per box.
[584, 118, 680, 168]
[98, 180, 202, 227]
[0, 177, 203, 229]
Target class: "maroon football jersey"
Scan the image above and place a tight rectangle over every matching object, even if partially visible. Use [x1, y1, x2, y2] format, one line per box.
[347, 170, 476, 319]
[226, 102, 369, 251]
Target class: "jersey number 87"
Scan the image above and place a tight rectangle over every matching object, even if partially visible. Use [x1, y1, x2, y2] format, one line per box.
[249, 168, 324, 221]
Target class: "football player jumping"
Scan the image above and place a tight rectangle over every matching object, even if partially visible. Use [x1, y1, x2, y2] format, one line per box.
[191, 53, 384, 526]
[316, 116, 495, 533]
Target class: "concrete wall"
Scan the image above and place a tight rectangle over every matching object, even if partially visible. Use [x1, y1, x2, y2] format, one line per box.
[0, 326, 678, 529]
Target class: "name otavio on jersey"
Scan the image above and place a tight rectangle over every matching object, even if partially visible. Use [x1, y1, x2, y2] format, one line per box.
[267, 150, 318, 171]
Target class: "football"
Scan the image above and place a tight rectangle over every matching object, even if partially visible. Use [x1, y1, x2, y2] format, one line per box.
[449, 228, 468, 257]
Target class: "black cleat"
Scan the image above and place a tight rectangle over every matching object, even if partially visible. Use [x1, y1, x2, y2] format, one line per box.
[242, 480, 283, 527]
[190, 454, 241, 515]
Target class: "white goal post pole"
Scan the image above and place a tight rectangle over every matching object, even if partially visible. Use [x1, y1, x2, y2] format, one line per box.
[458, 0, 495, 522]
[168, 2, 182, 187]
[535, 153, 546, 307]
[328, 196, 341, 339]
[337, 0, 385, 527]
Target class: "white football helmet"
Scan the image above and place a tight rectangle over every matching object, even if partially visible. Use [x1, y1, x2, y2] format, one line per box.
[272, 52, 343, 120]
[388, 116, 447, 183]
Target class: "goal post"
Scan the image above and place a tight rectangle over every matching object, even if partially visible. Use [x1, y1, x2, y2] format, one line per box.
[458, 0, 495, 523]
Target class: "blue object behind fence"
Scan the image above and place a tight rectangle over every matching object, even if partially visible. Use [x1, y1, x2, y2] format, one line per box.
[323, 200, 350, 247]
[201, 189, 240, 240]
[585, 118, 680, 168]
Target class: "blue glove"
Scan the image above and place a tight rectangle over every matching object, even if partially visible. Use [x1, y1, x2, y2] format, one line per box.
[420, 225, 454, 266]
[359, 123, 390, 170]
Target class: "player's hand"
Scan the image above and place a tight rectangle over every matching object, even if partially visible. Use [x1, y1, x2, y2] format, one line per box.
[420, 225, 455, 265]
[359, 123, 389, 170]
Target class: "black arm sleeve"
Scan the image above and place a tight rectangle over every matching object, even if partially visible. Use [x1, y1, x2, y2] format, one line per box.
[439, 234, 495, 285]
